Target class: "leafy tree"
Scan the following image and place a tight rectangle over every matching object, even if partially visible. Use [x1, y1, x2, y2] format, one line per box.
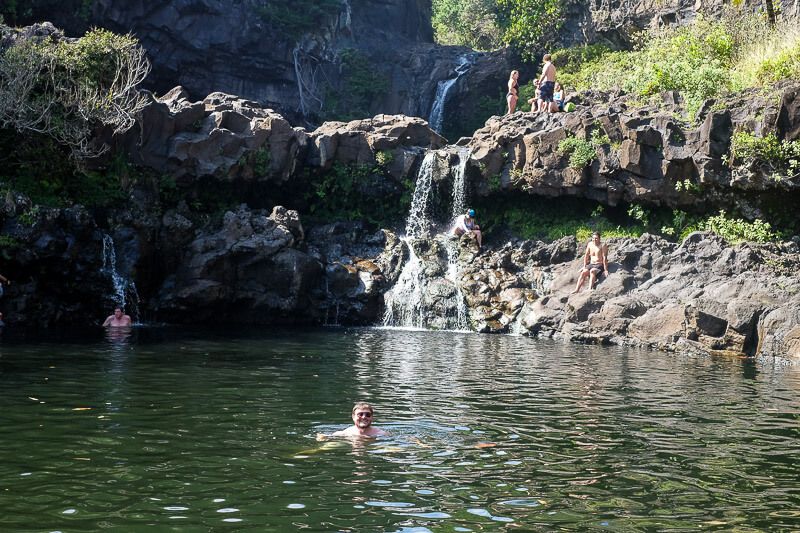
[432, 0, 502, 50]
[496, 0, 563, 59]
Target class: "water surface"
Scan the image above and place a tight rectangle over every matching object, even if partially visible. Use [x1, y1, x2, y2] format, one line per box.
[1, 327, 798, 531]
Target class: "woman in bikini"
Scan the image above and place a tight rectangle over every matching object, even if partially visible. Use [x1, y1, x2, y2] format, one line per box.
[506, 70, 519, 115]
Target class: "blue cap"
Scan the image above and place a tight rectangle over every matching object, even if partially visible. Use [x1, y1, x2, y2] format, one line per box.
[468, 209, 475, 217]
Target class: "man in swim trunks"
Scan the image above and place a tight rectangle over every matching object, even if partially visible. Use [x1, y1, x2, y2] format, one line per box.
[537, 53, 556, 113]
[573, 231, 609, 293]
[452, 208, 482, 249]
[331, 402, 388, 437]
[102, 307, 132, 327]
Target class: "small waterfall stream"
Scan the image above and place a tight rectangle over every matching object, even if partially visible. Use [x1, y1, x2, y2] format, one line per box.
[383, 148, 472, 330]
[102, 234, 140, 320]
[428, 55, 473, 134]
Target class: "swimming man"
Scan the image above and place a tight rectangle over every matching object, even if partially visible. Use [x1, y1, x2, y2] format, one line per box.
[103, 307, 132, 327]
[330, 402, 388, 438]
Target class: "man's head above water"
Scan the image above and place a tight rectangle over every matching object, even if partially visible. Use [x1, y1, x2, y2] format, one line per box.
[324, 401, 387, 438]
[351, 402, 375, 429]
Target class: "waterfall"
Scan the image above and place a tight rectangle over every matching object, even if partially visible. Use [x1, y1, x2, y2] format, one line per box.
[382, 239, 426, 328]
[446, 147, 472, 331]
[405, 152, 437, 238]
[451, 147, 470, 219]
[428, 55, 473, 134]
[102, 234, 139, 319]
[383, 148, 473, 331]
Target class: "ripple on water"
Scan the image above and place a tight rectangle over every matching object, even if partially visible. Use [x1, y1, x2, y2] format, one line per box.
[366, 501, 415, 508]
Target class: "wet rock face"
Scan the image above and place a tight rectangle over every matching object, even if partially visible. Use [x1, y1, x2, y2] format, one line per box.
[0, 197, 112, 326]
[467, 82, 800, 215]
[154, 205, 323, 324]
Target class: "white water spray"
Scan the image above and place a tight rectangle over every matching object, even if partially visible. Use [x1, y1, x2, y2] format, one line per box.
[383, 148, 473, 330]
[102, 234, 139, 319]
[428, 55, 473, 134]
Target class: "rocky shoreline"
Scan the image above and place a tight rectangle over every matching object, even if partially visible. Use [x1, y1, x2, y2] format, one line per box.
[2, 66, 800, 359]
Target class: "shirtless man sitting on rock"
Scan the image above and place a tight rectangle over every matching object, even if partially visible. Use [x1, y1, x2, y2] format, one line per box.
[573, 231, 609, 293]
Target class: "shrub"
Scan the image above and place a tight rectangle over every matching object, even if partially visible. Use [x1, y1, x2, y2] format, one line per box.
[558, 133, 607, 168]
[727, 131, 800, 174]
[705, 210, 778, 243]
[0, 26, 150, 158]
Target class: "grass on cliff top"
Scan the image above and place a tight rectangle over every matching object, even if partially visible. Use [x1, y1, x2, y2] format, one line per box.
[547, 13, 800, 118]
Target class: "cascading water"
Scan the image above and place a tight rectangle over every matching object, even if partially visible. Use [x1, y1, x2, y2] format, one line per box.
[383, 148, 473, 331]
[445, 147, 472, 331]
[428, 55, 473, 134]
[383, 152, 437, 328]
[102, 234, 139, 320]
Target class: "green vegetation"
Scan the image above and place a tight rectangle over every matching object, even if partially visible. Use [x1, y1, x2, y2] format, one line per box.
[322, 49, 389, 122]
[431, 0, 563, 58]
[0, 0, 94, 26]
[725, 131, 800, 175]
[302, 162, 412, 226]
[0, 129, 128, 209]
[705, 210, 778, 243]
[558, 136, 596, 168]
[474, 197, 647, 241]
[254, 0, 343, 39]
[0, 25, 149, 158]
[471, 192, 790, 245]
[432, 0, 501, 50]
[558, 129, 610, 168]
[550, 14, 800, 119]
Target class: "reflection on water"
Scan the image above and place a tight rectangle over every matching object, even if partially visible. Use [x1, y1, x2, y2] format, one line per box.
[0, 327, 799, 531]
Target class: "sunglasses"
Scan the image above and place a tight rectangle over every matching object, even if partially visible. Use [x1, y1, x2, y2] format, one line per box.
[355, 412, 372, 418]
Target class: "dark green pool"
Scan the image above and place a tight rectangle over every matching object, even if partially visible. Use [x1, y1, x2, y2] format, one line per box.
[1, 327, 798, 531]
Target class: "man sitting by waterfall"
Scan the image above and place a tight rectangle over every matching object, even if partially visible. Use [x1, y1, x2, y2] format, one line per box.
[452, 209, 482, 250]
[103, 307, 132, 327]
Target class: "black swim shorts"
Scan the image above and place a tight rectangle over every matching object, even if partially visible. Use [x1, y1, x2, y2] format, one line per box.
[539, 81, 555, 102]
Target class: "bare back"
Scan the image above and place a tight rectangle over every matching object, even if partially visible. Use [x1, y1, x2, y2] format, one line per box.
[541, 61, 556, 82]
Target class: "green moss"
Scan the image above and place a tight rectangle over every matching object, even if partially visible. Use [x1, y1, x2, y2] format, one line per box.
[301, 162, 410, 227]
[322, 48, 389, 122]
[254, 0, 343, 39]
[558, 136, 596, 168]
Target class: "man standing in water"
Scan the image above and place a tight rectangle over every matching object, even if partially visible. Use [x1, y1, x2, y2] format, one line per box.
[573, 231, 609, 293]
[537, 53, 557, 113]
[330, 402, 388, 438]
[103, 307, 132, 327]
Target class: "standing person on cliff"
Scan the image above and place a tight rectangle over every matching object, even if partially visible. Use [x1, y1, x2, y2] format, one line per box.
[537, 54, 556, 113]
[506, 70, 520, 115]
